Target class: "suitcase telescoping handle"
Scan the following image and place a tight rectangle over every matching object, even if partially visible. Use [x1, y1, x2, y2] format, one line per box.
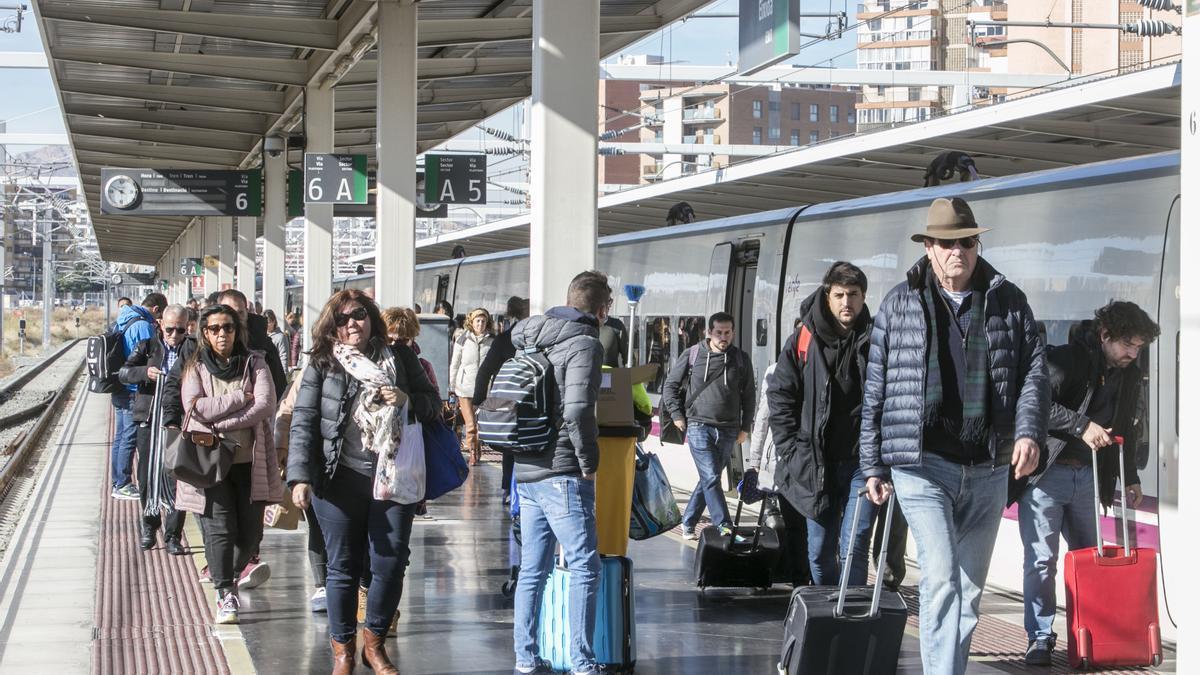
[1091, 435, 1132, 559]
[834, 487, 896, 620]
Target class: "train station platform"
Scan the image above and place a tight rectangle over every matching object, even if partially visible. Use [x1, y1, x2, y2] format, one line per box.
[0, 386, 1177, 674]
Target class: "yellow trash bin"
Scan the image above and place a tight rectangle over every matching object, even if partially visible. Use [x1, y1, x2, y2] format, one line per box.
[595, 427, 639, 556]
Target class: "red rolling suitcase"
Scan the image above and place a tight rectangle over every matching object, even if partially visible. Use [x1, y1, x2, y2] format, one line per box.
[1064, 436, 1163, 669]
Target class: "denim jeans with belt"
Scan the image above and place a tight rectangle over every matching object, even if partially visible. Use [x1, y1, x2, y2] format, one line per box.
[110, 389, 137, 489]
[1018, 461, 1097, 643]
[805, 461, 875, 586]
[682, 423, 738, 529]
[311, 468, 417, 642]
[513, 475, 600, 673]
[891, 451, 1008, 675]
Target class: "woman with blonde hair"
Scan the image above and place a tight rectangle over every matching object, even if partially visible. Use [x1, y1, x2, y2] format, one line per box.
[449, 307, 493, 465]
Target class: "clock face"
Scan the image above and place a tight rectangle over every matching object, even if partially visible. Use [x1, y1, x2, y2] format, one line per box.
[104, 174, 140, 210]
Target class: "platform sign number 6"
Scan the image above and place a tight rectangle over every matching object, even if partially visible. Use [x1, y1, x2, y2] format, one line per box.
[303, 154, 369, 205]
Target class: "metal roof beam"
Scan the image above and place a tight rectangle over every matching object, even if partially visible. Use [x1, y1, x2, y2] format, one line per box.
[991, 119, 1180, 149]
[57, 79, 286, 114]
[53, 47, 309, 86]
[73, 138, 245, 165]
[338, 56, 532, 87]
[68, 121, 256, 153]
[333, 85, 529, 112]
[64, 104, 271, 135]
[909, 138, 1128, 165]
[76, 152, 232, 170]
[415, 15, 664, 48]
[40, 5, 340, 51]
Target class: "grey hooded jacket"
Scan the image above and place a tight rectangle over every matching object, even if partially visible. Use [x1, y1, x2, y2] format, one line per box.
[511, 307, 605, 482]
[859, 257, 1048, 479]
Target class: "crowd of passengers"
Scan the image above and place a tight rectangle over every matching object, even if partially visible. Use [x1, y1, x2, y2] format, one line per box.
[106, 196, 1158, 675]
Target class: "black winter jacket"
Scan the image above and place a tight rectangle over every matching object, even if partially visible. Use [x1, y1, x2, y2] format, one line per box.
[860, 257, 1048, 479]
[768, 290, 871, 520]
[511, 307, 604, 482]
[1023, 333, 1141, 508]
[662, 341, 756, 432]
[118, 336, 195, 424]
[286, 341, 440, 493]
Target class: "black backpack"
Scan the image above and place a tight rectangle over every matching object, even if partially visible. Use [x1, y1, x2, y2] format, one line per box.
[476, 346, 558, 453]
[86, 319, 146, 394]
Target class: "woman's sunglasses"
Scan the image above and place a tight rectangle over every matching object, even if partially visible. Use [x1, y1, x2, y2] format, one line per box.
[932, 237, 978, 250]
[335, 306, 369, 327]
[203, 323, 236, 335]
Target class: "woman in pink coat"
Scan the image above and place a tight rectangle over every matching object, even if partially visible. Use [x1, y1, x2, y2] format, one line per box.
[175, 304, 283, 625]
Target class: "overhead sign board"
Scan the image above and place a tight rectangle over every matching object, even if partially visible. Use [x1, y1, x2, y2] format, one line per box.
[179, 258, 203, 276]
[286, 169, 447, 219]
[738, 0, 802, 76]
[100, 168, 261, 216]
[303, 154, 368, 204]
[423, 153, 487, 205]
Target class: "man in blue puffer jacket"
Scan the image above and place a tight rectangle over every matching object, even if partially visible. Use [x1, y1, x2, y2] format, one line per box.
[110, 292, 166, 500]
[860, 198, 1047, 675]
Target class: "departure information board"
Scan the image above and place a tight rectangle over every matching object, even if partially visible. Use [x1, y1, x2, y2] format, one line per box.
[99, 168, 261, 216]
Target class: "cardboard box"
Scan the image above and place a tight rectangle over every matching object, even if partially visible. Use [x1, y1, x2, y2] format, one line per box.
[596, 363, 659, 427]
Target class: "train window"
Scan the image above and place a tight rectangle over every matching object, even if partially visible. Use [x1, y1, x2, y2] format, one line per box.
[644, 317, 671, 394]
[676, 316, 705, 356]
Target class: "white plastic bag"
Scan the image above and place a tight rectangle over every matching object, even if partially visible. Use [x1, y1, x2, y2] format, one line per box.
[373, 403, 426, 504]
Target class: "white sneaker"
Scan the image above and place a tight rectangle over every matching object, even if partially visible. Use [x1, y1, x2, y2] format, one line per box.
[214, 592, 239, 625]
[310, 586, 327, 613]
[682, 527, 699, 541]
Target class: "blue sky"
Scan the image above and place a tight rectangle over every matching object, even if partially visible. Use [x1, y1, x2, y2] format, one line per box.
[0, 8, 67, 140]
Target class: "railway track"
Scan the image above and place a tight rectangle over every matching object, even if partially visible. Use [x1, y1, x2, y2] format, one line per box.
[0, 340, 86, 499]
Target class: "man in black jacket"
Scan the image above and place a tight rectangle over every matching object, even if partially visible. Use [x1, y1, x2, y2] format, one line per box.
[767, 262, 874, 586]
[119, 304, 192, 554]
[662, 311, 756, 539]
[1016, 301, 1157, 665]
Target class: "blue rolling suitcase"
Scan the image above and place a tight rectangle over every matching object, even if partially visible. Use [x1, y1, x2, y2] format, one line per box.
[538, 555, 636, 673]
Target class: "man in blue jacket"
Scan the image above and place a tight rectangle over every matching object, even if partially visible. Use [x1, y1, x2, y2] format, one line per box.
[861, 198, 1047, 675]
[110, 292, 167, 500]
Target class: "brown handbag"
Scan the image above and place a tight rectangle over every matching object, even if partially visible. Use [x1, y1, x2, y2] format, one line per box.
[163, 399, 236, 489]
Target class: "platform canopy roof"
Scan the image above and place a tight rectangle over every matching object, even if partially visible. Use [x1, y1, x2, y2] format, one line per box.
[399, 62, 1182, 264]
[32, 0, 712, 265]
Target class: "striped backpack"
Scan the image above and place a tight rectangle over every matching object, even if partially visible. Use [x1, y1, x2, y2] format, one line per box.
[476, 347, 558, 453]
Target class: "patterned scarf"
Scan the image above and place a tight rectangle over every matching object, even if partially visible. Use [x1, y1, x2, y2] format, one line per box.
[922, 267, 990, 445]
[333, 342, 401, 456]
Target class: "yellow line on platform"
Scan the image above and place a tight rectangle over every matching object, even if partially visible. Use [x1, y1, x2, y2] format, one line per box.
[182, 516, 258, 675]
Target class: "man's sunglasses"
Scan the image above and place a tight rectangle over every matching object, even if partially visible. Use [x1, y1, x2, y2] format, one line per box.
[932, 237, 978, 249]
[203, 323, 236, 335]
[163, 326, 188, 335]
[335, 306, 369, 327]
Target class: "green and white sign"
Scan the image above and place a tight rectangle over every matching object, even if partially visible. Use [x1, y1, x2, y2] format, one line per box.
[738, 0, 802, 75]
[423, 153, 487, 205]
[303, 153, 368, 204]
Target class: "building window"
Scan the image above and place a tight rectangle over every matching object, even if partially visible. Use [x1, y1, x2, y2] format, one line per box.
[753, 127, 763, 144]
[809, 131, 819, 144]
[809, 104, 819, 122]
[908, 87, 922, 102]
[768, 100, 780, 112]
[829, 105, 839, 124]
[752, 100, 763, 119]
[790, 130, 800, 146]
[768, 126, 780, 141]
[791, 102, 802, 120]
[848, 109, 856, 125]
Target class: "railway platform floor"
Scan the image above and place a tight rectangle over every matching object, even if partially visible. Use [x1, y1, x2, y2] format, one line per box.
[0, 386, 1176, 673]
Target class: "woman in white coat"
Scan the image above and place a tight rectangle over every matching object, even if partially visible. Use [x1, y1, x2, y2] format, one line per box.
[449, 307, 493, 465]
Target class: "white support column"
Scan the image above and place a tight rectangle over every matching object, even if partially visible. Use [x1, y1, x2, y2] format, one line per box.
[217, 216, 235, 291]
[1177, 9, 1198, 670]
[529, 0, 599, 313]
[303, 84, 335, 351]
[236, 216, 256, 302]
[203, 218, 219, 297]
[263, 147, 288, 318]
[374, 0, 418, 308]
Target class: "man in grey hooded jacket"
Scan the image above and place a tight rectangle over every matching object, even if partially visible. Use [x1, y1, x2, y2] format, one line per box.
[511, 271, 611, 675]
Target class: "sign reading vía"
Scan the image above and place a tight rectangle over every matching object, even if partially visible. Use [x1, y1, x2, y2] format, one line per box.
[423, 153, 487, 205]
[100, 168, 261, 216]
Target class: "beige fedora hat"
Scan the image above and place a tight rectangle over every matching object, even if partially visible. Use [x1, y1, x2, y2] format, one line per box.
[910, 197, 991, 243]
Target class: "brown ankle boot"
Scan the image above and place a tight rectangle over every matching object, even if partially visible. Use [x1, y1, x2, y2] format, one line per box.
[360, 628, 399, 675]
[330, 636, 356, 675]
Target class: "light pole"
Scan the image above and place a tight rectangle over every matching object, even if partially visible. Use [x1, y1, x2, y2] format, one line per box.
[40, 206, 51, 351]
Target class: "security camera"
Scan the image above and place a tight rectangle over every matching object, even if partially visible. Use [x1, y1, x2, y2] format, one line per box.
[264, 135, 286, 158]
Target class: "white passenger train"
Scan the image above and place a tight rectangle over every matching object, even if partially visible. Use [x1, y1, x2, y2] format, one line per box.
[289, 152, 1181, 639]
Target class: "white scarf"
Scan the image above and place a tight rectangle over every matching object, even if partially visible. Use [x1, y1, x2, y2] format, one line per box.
[332, 343, 400, 456]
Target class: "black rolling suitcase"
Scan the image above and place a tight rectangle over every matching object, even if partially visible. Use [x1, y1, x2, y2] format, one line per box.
[694, 499, 781, 590]
[778, 489, 907, 674]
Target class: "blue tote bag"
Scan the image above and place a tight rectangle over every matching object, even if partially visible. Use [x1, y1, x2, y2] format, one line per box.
[423, 420, 469, 500]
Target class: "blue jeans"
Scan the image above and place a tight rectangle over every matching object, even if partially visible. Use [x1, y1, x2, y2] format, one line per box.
[891, 452, 1008, 675]
[311, 468, 417, 642]
[1018, 462, 1097, 643]
[110, 389, 136, 489]
[682, 423, 738, 529]
[806, 462, 875, 586]
[513, 475, 600, 673]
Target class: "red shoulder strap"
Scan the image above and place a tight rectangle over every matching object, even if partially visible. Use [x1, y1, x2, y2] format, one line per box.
[796, 326, 812, 364]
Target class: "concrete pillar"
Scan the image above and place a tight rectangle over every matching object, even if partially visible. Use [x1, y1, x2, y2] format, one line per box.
[374, 0, 418, 308]
[217, 216, 235, 290]
[262, 147, 288, 319]
[529, 0, 600, 313]
[303, 84, 335, 351]
[661, 94, 683, 180]
[1177, 10, 1198, 669]
[236, 216, 256, 302]
[203, 219, 219, 297]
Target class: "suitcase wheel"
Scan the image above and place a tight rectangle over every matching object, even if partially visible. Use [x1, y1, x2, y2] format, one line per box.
[1080, 658, 1089, 670]
[500, 580, 516, 598]
[1152, 654, 1162, 667]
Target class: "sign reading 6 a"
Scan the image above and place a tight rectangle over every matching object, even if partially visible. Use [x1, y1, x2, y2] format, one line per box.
[303, 154, 369, 204]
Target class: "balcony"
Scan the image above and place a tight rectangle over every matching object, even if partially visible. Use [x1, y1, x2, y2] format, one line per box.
[683, 107, 722, 122]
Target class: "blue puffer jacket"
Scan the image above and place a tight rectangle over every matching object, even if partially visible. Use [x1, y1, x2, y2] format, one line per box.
[859, 257, 1048, 479]
[114, 305, 157, 393]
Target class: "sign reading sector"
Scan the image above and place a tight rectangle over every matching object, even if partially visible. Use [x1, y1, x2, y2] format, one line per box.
[99, 168, 261, 216]
[423, 153, 487, 205]
[738, 0, 802, 76]
[304, 153, 368, 204]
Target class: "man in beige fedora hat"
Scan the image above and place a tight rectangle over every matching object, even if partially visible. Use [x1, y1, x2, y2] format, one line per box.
[859, 197, 1048, 675]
